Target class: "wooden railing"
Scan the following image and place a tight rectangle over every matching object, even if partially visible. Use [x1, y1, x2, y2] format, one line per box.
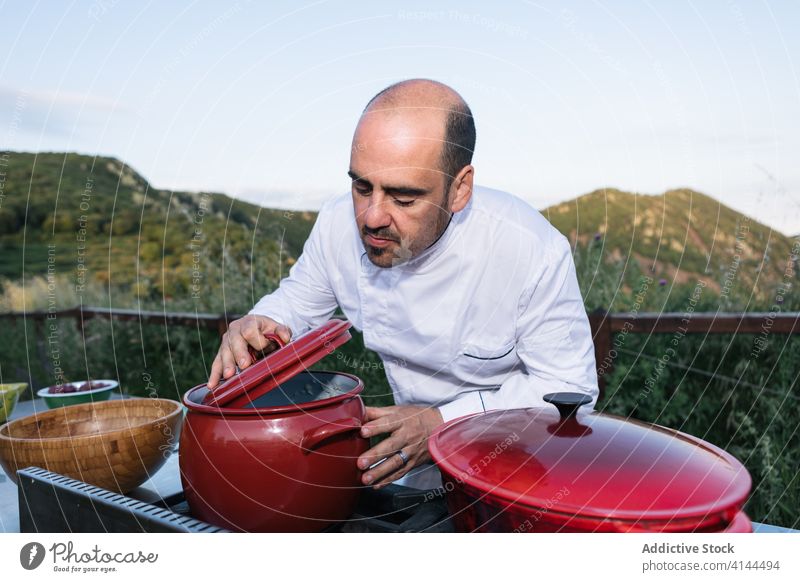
[586, 309, 800, 396]
[0, 307, 244, 337]
[2, 307, 799, 398]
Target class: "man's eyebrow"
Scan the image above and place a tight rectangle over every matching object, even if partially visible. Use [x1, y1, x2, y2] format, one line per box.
[347, 170, 367, 183]
[383, 185, 429, 197]
[347, 170, 429, 196]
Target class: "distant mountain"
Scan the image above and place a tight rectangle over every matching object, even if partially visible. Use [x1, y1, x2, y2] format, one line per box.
[543, 188, 796, 302]
[0, 152, 317, 309]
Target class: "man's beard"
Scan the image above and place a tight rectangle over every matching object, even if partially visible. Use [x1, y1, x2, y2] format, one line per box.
[362, 204, 452, 268]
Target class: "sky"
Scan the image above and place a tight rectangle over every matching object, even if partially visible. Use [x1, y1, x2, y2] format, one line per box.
[1, 0, 799, 234]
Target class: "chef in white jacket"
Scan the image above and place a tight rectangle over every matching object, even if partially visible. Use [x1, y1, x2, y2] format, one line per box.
[208, 79, 598, 488]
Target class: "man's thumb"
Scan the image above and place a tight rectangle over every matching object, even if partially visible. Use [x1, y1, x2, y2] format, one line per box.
[275, 324, 292, 344]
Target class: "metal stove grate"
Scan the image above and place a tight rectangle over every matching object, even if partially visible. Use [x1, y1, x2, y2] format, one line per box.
[17, 467, 228, 533]
[16, 466, 453, 533]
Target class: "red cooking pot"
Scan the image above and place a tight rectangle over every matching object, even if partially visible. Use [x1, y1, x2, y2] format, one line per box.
[180, 320, 368, 532]
[428, 392, 752, 533]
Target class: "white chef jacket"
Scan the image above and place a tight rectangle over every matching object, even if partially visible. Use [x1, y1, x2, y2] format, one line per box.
[250, 185, 599, 423]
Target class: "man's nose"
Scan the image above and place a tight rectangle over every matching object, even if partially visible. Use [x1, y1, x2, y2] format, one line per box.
[364, 193, 391, 229]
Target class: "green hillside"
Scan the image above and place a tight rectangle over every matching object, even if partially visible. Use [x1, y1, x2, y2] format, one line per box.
[543, 187, 796, 306]
[0, 152, 317, 311]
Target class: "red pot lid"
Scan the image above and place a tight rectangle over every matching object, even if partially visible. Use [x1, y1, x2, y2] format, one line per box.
[428, 392, 751, 525]
[203, 319, 352, 408]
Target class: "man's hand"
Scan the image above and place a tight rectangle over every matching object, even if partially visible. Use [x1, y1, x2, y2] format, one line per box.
[207, 314, 292, 389]
[357, 405, 444, 488]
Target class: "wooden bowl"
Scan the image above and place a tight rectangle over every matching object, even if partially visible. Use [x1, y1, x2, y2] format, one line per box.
[0, 398, 183, 493]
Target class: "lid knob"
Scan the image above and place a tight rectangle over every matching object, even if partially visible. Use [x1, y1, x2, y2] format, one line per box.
[543, 392, 593, 420]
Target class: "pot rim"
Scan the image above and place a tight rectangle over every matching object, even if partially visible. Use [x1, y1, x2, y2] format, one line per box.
[429, 410, 751, 523]
[447, 478, 752, 531]
[183, 370, 364, 416]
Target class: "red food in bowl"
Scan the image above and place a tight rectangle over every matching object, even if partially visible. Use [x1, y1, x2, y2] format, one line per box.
[47, 381, 113, 395]
[78, 381, 109, 392]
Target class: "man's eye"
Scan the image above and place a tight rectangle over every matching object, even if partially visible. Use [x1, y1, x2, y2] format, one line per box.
[394, 198, 415, 207]
[354, 185, 371, 196]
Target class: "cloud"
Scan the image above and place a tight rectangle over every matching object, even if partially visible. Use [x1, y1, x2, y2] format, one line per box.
[0, 85, 133, 142]
[0, 85, 132, 114]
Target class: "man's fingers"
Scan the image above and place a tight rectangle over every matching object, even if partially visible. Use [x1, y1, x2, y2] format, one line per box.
[360, 414, 402, 438]
[252, 316, 292, 345]
[274, 324, 292, 345]
[360, 447, 408, 485]
[207, 315, 292, 389]
[364, 406, 394, 421]
[371, 460, 412, 488]
[241, 318, 270, 346]
[226, 331, 253, 370]
[244, 319, 292, 355]
[357, 433, 404, 471]
[219, 340, 238, 381]
[241, 327, 276, 356]
[208, 354, 223, 389]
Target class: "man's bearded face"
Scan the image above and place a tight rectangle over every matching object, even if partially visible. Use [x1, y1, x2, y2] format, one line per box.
[349, 110, 453, 268]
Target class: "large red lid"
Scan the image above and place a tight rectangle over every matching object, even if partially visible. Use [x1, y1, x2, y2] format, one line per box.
[203, 319, 352, 408]
[428, 392, 751, 525]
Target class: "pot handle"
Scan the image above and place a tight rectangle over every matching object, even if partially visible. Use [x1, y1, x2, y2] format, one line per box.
[301, 417, 362, 453]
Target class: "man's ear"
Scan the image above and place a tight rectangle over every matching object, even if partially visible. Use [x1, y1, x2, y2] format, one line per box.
[449, 165, 474, 213]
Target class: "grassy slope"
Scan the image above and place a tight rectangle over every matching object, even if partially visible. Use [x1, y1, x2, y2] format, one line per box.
[0, 152, 317, 311]
[543, 187, 795, 305]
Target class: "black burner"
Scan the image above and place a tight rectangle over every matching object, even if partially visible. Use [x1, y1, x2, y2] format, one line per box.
[16, 467, 453, 533]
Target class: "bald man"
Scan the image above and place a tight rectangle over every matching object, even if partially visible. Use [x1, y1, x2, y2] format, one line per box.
[208, 79, 598, 488]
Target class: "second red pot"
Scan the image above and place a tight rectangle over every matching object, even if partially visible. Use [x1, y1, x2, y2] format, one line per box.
[429, 392, 752, 533]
